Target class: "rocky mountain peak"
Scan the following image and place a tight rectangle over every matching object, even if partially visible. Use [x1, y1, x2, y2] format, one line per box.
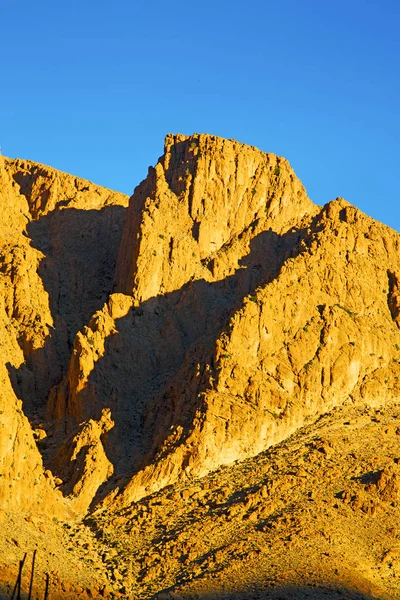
[114, 133, 317, 303]
[2, 136, 400, 598]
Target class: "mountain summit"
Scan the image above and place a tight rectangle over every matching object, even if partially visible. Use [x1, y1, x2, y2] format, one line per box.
[1, 135, 400, 598]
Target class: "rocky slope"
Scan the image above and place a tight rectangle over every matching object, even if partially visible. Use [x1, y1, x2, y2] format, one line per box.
[88, 401, 400, 600]
[47, 134, 400, 513]
[2, 402, 400, 599]
[1, 134, 400, 598]
[0, 155, 128, 514]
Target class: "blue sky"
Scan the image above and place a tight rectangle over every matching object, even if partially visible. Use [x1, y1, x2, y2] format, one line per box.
[1, 0, 399, 230]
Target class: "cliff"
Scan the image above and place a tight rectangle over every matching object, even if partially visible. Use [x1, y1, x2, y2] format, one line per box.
[0, 155, 128, 514]
[2, 134, 400, 598]
[44, 134, 400, 511]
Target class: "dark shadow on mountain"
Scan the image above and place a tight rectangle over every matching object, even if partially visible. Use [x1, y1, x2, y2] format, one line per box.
[6, 205, 126, 420]
[6, 207, 323, 498]
[0, 579, 379, 600]
[55, 217, 323, 505]
[149, 585, 378, 599]
[354, 470, 381, 486]
[97, 228, 303, 478]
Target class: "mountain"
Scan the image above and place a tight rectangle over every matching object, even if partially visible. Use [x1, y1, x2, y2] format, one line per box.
[1, 135, 400, 599]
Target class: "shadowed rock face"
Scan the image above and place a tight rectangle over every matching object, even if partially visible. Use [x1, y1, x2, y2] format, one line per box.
[2, 134, 400, 516]
[2, 135, 400, 599]
[28, 133, 400, 514]
[0, 155, 128, 515]
[151, 586, 378, 599]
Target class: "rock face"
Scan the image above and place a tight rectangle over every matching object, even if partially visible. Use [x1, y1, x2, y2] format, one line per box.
[53, 408, 114, 514]
[2, 134, 400, 519]
[90, 402, 400, 600]
[0, 155, 128, 514]
[107, 195, 400, 509]
[43, 134, 400, 512]
[114, 133, 316, 300]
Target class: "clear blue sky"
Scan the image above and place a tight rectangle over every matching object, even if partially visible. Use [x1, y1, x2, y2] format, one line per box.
[1, 1, 399, 230]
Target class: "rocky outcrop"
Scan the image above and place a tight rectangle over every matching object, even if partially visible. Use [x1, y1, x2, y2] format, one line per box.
[114, 133, 316, 301]
[5, 158, 127, 219]
[0, 155, 128, 514]
[0, 358, 67, 516]
[48, 135, 318, 499]
[3, 135, 400, 517]
[47, 134, 400, 512]
[105, 197, 400, 507]
[52, 408, 114, 514]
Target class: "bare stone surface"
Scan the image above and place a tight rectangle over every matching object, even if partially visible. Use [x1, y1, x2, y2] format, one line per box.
[0, 155, 128, 516]
[1, 135, 400, 598]
[47, 135, 400, 512]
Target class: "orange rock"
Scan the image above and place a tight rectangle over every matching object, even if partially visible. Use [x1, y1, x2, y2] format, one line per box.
[2, 134, 400, 529]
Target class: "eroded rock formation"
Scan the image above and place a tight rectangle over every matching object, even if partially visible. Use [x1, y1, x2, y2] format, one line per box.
[0, 155, 128, 514]
[2, 134, 400, 519]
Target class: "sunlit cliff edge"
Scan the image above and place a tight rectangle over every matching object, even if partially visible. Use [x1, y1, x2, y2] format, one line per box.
[1, 135, 400, 599]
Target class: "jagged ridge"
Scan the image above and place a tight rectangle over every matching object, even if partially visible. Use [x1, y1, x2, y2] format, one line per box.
[43, 134, 400, 513]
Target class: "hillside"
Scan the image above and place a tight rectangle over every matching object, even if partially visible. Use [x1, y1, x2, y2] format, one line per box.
[1, 135, 400, 599]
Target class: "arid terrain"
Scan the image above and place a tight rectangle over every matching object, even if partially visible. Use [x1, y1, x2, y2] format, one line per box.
[1, 134, 400, 599]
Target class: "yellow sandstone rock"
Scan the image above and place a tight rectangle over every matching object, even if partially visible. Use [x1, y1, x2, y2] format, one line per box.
[2, 134, 400, 522]
[45, 134, 400, 512]
[0, 155, 128, 516]
[2, 136, 400, 598]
